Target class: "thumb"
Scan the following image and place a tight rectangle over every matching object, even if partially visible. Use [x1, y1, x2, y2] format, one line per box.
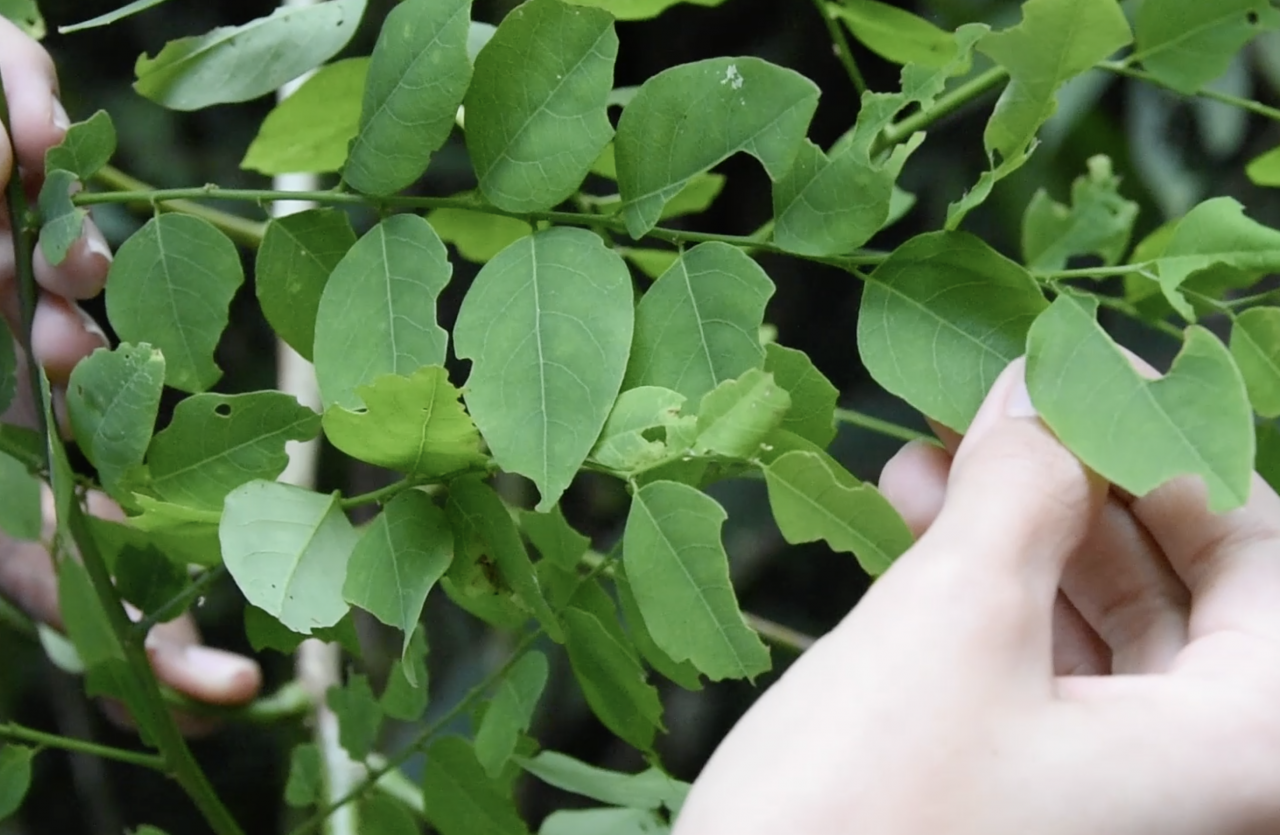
[919, 359, 1105, 672]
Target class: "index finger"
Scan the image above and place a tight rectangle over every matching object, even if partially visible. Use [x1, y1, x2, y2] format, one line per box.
[0, 17, 65, 192]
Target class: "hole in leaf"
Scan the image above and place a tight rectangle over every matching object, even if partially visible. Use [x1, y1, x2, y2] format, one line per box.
[1248, 10, 1261, 24]
[214, 403, 232, 417]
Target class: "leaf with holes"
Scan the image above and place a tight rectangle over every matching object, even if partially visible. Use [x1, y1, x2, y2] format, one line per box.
[1136, 0, 1279, 95]
[455, 228, 633, 511]
[692, 369, 791, 459]
[67, 344, 164, 499]
[1021, 155, 1139, 272]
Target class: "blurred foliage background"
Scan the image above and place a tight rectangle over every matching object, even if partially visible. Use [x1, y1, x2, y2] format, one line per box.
[4, 0, 1277, 832]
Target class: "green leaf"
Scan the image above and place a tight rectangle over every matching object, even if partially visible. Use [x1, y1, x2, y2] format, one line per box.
[221, 481, 359, 634]
[616, 57, 819, 237]
[947, 0, 1131, 226]
[563, 0, 729, 20]
[590, 387, 689, 473]
[0, 316, 13, 414]
[422, 737, 531, 835]
[1231, 308, 1280, 418]
[624, 481, 769, 681]
[1027, 294, 1254, 513]
[1247, 144, 1280, 187]
[1136, 0, 1278, 95]
[466, 0, 616, 212]
[692, 369, 791, 459]
[381, 625, 429, 719]
[763, 449, 912, 576]
[625, 242, 774, 402]
[314, 214, 451, 410]
[147, 392, 321, 508]
[1148, 198, 1280, 320]
[475, 651, 549, 777]
[1020, 155, 1139, 272]
[327, 674, 383, 760]
[539, 808, 667, 835]
[343, 490, 453, 657]
[133, 0, 367, 110]
[359, 796, 419, 835]
[0, 450, 40, 541]
[67, 343, 164, 498]
[446, 476, 563, 641]
[660, 173, 726, 220]
[520, 506, 590, 571]
[455, 227, 633, 510]
[563, 606, 664, 752]
[322, 366, 485, 477]
[255, 208, 356, 362]
[114, 544, 187, 616]
[0, 425, 41, 476]
[105, 215, 244, 393]
[858, 231, 1048, 431]
[285, 743, 323, 808]
[37, 170, 85, 267]
[518, 750, 688, 811]
[0, 0, 44, 38]
[763, 344, 837, 448]
[428, 208, 532, 264]
[241, 58, 368, 176]
[344, 0, 472, 195]
[830, 0, 956, 67]
[45, 110, 115, 180]
[0, 746, 34, 820]
[1257, 422, 1280, 494]
[59, 0, 169, 33]
[613, 565, 701, 690]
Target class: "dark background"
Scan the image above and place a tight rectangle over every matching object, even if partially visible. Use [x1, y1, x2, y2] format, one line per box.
[3, 0, 1277, 832]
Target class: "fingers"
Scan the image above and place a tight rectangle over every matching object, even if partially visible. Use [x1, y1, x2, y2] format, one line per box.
[145, 619, 263, 707]
[1053, 593, 1110, 675]
[878, 439, 949, 538]
[30, 294, 107, 384]
[0, 16, 64, 192]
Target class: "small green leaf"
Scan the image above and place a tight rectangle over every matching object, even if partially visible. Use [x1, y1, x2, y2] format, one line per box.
[624, 481, 769, 681]
[763, 448, 912, 576]
[447, 476, 563, 641]
[563, 0, 729, 19]
[1257, 422, 1280, 494]
[359, 796, 419, 835]
[763, 344, 837, 448]
[327, 674, 383, 761]
[590, 387, 688, 473]
[428, 207, 532, 264]
[0, 746, 34, 820]
[344, 0, 472, 195]
[67, 343, 164, 499]
[322, 366, 485, 477]
[105, 215, 244, 393]
[466, 0, 616, 212]
[314, 214, 451, 410]
[221, 481, 359, 634]
[455, 228, 633, 511]
[148, 391, 321, 508]
[133, 0, 367, 110]
[563, 607, 664, 752]
[830, 0, 956, 67]
[1231, 308, 1280, 418]
[539, 808, 667, 835]
[616, 58, 819, 237]
[858, 231, 1048, 431]
[114, 545, 188, 617]
[660, 173, 726, 220]
[613, 565, 702, 690]
[1247, 144, 1280, 187]
[0, 0, 44, 38]
[520, 507, 590, 571]
[625, 242, 774, 402]
[475, 651, 549, 777]
[1027, 294, 1254, 513]
[1136, 0, 1277, 95]
[59, 0, 169, 33]
[37, 170, 85, 266]
[45, 110, 116, 179]
[422, 737, 531, 835]
[255, 208, 357, 361]
[344, 491, 453, 658]
[0, 450, 40, 542]
[518, 750, 688, 811]
[1021, 155, 1139, 272]
[381, 625, 429, 720]
[285, 743, 323, 807]
[693, 369, 791, 459]
[242, 58, 368, 176]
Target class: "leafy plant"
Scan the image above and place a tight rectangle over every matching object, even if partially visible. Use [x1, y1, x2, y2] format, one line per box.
[2, 0, 1280, 832]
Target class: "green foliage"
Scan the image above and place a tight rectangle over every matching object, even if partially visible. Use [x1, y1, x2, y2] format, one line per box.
[1135, 0, 1279, 95]
[1231, 308, 1280, 417]
[0, 450, 40, 541]
[422, 736, 530, 835]
[0, 746, 34, 819]
[829, 0, 955, 67]
[474, 651, 548, 776]
[45, 110, 116, 180]
[60, 0, 171, 34]
[327, 674, 383, 760]
[241, 58, 368, 176]
[0, 0, 43, 38]
[1021, 155, 1139, 272]
[518, 750, 688, 811]
[284, 743, 323, 807]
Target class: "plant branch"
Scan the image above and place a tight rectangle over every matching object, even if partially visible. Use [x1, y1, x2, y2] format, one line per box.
[810, 0, 868, 95]
[0, 722, 167, 770]
[133, 566, 227, 637]
[1097, 60, 1280, 123]
[91, 165, 267, 248]
[873, 66, 1010, 155]
[834, 408, 937, 445]
[743, 613, 816, 654]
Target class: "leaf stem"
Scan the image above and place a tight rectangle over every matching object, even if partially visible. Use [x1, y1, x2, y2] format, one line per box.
[1034, 263, 1153, 281]
[1096, 60, 1280, 123]
[810, 0, 869, 95]
[833, 407, 936, 444]
[873, 66, 1009, 155]
[91, 165, 267, 248]
[0, 722, 168, 770]
[133, 566, 228, 637]
[1089, 294, 1185, 340]
[743, 613, 816, 654]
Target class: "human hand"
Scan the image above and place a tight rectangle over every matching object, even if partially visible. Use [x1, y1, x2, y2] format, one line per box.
[673, 357, 1280, 835]
[0, 17, 261, 719]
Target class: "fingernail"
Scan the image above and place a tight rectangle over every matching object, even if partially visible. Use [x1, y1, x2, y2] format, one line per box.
[75, 304, 108, 344]
[51, 99, 69, 132]
[82, 220, 113, 264]
[183, 645, 258, 691]
[1005, 371, 1037, 418]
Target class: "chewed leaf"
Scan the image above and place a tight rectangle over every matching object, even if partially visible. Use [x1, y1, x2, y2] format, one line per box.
[1027, 293, 1254, 512]
[1136, 0, 1278, 95]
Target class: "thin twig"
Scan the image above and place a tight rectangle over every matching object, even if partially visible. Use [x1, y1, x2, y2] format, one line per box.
[0, 722, 167, 770]
[809, 0, 869, 95]
[834, 408, 936, 445]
